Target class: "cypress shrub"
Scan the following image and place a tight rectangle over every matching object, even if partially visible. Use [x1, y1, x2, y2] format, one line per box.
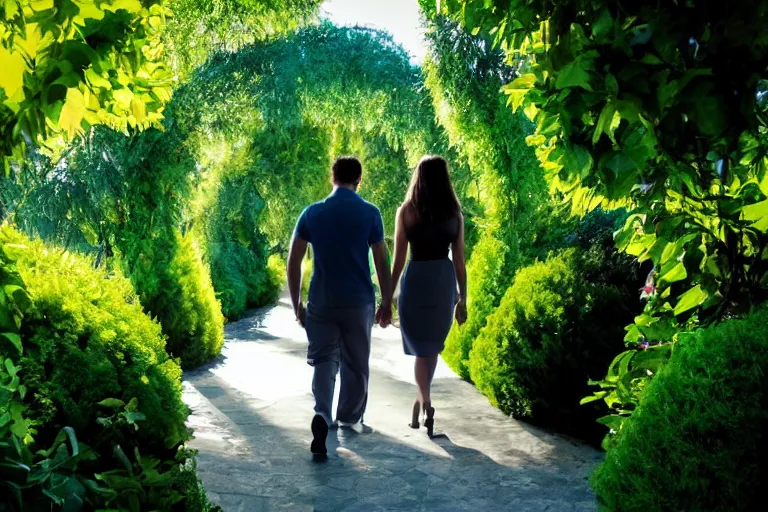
[126, 231, 224, 369]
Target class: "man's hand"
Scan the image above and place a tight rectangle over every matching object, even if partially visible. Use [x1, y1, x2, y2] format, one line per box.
[375, 301, 393, 328]
[296, 302, 307, 327]
[454, 299, 467, 326]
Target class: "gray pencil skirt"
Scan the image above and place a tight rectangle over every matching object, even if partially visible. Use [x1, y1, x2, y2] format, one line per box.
[398, 259, 456, 357]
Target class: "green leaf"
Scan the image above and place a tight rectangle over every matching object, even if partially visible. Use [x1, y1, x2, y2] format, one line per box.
[0, 332, 22, 354]
[63, 426, 79, 456]
[592, 8, 613, 40]
[674, 285, 708, 315]
[597, 414, 626, 432]
[580, 391, 608, 405]
[640, 53, 663, 65]
[607, 110, 621, 144]
[96, 398, 125, 409]
[556, 59, 594, 92]
[563, 144, 593, 178]
[593, 102, 616, 144]
[659, 261, 687, 284]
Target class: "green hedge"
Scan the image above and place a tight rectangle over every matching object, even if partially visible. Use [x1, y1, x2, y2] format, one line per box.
[0, 227, 218, 510]
[1, 226, 189, 451]
[468, 247, 635, 433]
[591, 307, 768, 512]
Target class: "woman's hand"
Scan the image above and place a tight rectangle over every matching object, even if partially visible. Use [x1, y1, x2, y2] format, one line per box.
[455, 299, 467, 326]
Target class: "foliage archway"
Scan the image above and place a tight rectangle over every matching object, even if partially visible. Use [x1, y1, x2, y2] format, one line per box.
[175, 23, 463, 245]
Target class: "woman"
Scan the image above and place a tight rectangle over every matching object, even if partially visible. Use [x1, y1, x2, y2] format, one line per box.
[387, 155, 467, 437]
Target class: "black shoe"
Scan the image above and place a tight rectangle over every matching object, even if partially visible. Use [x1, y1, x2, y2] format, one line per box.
[425, 406, 435, 438]
[310, 414, 328, 459]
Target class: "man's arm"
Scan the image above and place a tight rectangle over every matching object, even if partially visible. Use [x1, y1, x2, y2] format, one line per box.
[371, 241, 393, 327]
[287, 234, 308, 325]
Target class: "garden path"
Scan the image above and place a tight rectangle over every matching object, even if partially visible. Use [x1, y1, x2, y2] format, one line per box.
[183, 294, 602, 512]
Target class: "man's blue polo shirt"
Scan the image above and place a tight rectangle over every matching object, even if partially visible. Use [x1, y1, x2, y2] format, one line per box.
[294, 187, 385, 309]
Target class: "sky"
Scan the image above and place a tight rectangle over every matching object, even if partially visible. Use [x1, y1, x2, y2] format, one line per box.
[320, 0, 428, 64]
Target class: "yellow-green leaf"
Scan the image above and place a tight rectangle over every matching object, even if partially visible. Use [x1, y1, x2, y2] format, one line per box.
[59, 87, 87, 136]
[674, 285, 708, 316]
[85, 68, 112, 90]
[112, 88, 134, 110]
[659, 261, 687, 284]
[4, 0, 18, 18]
[30, 0, 53, 11]
[742, 199, 768, 222]
[0, 46, 26, 99]
[73, 0, 105, 22]
[131, 97, 146, 124]
[104, 0, 143, 14]
[503, 73, 536, 112]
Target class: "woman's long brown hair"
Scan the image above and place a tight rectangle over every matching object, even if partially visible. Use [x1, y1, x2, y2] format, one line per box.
[404, 155, 461, 222]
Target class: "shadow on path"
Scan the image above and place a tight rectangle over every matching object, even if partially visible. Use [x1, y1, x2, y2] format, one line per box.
[183, 298, 602, 512]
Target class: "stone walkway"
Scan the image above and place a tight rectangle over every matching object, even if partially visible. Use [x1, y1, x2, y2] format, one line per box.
[183, 296, 602, 512]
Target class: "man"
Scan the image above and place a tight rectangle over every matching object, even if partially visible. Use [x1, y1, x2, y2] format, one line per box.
[287, 156, 393, 459]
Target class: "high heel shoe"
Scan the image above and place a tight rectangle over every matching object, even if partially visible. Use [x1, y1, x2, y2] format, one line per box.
[409, 400, 421, 429]
[424, 406, 435, 438]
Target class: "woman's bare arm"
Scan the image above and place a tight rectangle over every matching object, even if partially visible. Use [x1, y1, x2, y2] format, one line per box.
[452, 213, 467, 324]
[390, 206, 409, 302]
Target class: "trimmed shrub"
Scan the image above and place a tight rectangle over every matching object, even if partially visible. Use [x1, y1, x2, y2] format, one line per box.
[126, 231, 224, 369]
[0, 226, 189, 451]
[0, 227, 222, 510]
[468, 247, 636, 434]
[591, 307, 768, 512]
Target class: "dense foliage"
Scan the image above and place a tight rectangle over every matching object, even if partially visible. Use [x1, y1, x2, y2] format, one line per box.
[0, 0, 172, 169]
[2, 123, 225, 368]
[164, 0, 322, 77]
[591, 306, 768, 511]
[0, 227, 216, 511]
[178, 23, 458, 247]
[438, 0, 768, 439]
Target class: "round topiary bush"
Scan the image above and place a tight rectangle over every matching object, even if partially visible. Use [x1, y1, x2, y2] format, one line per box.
[0, 226, 189, 451]
[591, 307, 768, 512]
[468, 247, 636, 435]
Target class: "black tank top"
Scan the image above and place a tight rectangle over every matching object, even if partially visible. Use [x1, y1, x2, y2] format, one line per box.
[406, 215, 460, 261]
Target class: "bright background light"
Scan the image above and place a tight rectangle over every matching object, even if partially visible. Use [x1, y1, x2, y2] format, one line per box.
[321, 0, 428, 64]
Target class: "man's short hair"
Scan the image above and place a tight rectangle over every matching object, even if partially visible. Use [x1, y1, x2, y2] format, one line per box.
[332, 156, 363, 185]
